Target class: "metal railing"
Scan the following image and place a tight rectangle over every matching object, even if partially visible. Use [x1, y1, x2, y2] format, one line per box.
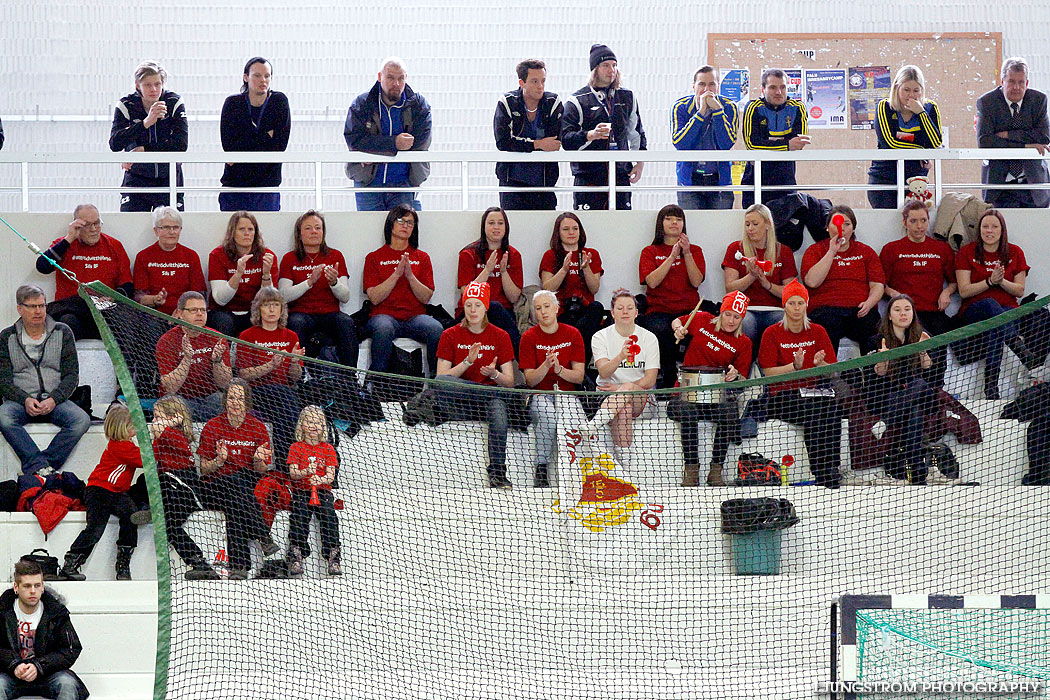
[0, 147, 1047, 212]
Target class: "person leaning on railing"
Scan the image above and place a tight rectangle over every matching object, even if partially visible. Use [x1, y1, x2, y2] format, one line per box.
[668, 291, 752, 488]
[866, 65, 942, 210]
[741, 68, 810, 209]
[670, 65, 738, 211]
[109, 60, 188, 213]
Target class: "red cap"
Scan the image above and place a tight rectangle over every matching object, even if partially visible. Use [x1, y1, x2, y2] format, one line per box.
[781, 278, 809, 304]
[721, 291, 749, 317]
[461, 281, 491, 309]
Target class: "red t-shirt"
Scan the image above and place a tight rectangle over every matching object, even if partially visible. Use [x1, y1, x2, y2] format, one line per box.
[87, 440, 142, 493]
[639, 243, 706, 315]
[279, 248, 349, 315]
[153, 427, 193, 473]
[287, 441, 338, 491]
[207, 247, 280, 313]
[362, 245, 434, 321]
[456, 245, 524, 310]
[678, 311, 753, 376]
[954, 242, 1030, 314]
[437, 323, 514, 385]
[237, 326, 300, 386]
[879, 237, 956, 312]
[720, 241, 798, 308]
[538, 248, 604, 306]
[156, 326, 231, 398]
[518, 323, 586, 391]
[758, 322, 837, 395]
[133, 243, 206, 316]
[198, 413, 271, 480]
[49, 233, 132, 301]
[800, 239, 885, 309]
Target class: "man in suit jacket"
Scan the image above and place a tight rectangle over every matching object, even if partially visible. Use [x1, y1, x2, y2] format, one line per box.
[977, 57, 1050, 208]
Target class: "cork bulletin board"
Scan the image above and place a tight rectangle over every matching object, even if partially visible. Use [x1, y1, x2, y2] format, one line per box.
[708, 33, 1002, 208]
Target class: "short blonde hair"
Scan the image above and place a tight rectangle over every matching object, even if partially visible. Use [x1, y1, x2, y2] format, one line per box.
[889, 65, 925, 112]
[104, 405, 135, 442]
[294, 405, 330, 443]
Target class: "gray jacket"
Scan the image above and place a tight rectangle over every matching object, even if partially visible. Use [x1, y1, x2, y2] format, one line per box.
[0, 317, 79, 404]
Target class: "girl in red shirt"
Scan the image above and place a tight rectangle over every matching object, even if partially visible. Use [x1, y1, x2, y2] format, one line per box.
[434, 282, 516, 488]
[58, 406, 142, 581]
[457, 207, 524, 349]
[638, 203, 706, 389]
[520, 290, 587, 488]
[722, 203, 798, 362]
[208, 211, 279, 337]
[955, 209, 1041, 399]
[286, 405, 341, 577]
[279, 210, 358, 368]
[668, 291, 752, 487]
[539, 212, 605, 356]
[237, 287, 305, 469]
[758, 280, 843, 489]
[361, 204, 444, 376]
[148, 395, 219, 580]
[801, 204, 886, 355]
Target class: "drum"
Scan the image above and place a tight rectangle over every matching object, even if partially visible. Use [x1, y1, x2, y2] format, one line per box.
[678, 366, 725, 404]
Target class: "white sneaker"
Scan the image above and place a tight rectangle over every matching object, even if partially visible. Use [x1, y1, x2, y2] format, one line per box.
[870, 476, 909, 486]
[927, 470, 962, 486]
[871, 420, 887, 440]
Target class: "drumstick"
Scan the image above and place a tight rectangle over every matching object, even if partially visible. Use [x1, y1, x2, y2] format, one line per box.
[677, 298, 705, 345]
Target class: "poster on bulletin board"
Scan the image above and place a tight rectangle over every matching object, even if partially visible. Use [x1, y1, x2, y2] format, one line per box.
[848, 66, 891, 130]
[719, 69, 750, 106]
[804, 69, 847, 129]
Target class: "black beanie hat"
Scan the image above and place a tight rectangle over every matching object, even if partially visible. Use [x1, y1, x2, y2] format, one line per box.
[589, 44, 617, 71]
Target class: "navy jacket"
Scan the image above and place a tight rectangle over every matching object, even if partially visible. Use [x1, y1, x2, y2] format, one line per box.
[868, 99, 942, 183]
[0, 589, 88, 700]
[561, 84, 646, 180]
[741, 97, 807, 189]
[344, 82, 431, 187]
[493, 88, 562, 187]
[670, 93, 738, 186]
[219, 90, 291, 188]
[109, 90, 187, 188]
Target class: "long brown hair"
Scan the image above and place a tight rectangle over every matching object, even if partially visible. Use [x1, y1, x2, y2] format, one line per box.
[876, 294, 926, 375]
[293, 210, 329, 260]
[549, 212, 588, 269]
[652, 204, 687, 245]
[221, 211, 264, 262]
[471, 207, 510, 258]
[975, 209, 1012, 266]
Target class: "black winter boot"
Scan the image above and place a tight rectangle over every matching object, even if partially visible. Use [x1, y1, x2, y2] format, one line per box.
[1006, 335, 1044, 370]
[58, 552, 87, 581]
[115, 546, 134, 581]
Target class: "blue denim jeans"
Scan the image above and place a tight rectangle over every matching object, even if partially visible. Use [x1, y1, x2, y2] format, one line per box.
[364, 314, 443, 375]
[962, 297, 1019, 392]
[0, 669, 82, 700]
[355, 186, 420, 212]
[218, 192, 280, 212]
[740, 309, 784, 364]
[433, 375, 509, 472]
[0, 399, 90, 474]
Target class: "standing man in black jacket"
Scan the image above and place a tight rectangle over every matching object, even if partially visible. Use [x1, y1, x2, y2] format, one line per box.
[493, 59, 563, 210]
[977, 57, 1050, 208]
[561, 45, 646, 211]
[0, 560, 88, 700]
[109, 61, 188, 212]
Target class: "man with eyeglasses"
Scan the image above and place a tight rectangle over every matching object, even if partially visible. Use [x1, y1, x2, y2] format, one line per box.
[0, 285, 90, 477]
[35, 204, 133, 340]
[155, 291, 232, 421]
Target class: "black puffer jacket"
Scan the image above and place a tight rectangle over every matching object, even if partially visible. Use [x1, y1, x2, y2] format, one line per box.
[0, 588, 88, 699]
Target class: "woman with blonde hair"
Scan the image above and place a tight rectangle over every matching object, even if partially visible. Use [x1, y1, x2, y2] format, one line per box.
[722, 202, 798, 362]
[867, 64, 943, 209]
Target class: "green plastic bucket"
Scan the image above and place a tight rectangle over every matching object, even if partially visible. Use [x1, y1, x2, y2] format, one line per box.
[730, 529, 782, 575]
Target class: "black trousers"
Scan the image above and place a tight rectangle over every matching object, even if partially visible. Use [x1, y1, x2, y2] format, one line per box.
[559, 301, 605, 364]
[159, 470, 208, 568]
[766, 391, 843, 488]
[637, 311, 687, 389]
[200, 471, 270, 571]
[46, 297, 101, 341]
[573, 171, 631, 211]
[809, 306, 881, 356]
[665, 398, 738, 465]
[287, 489, 340, 558]
[499, 189, 557, 211]
[69, 485, 137, 554]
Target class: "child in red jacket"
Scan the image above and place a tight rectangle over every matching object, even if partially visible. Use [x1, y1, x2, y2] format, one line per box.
[57, 405, 142, 581]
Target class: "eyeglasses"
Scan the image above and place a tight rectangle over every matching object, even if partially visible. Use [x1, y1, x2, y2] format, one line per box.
[19, 302, 46, 310]
[394, 218, 415, 226]
[181, 307, 207, 315]
[81, 220, 103, 230]
[156, 225, 182, 232]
